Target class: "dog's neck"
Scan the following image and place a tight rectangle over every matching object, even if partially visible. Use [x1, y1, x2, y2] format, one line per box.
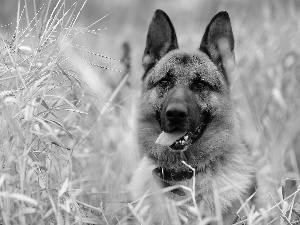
[152, 150, 254, 216]
[196, 151, 255, 216]
[152, 159, 214, 196]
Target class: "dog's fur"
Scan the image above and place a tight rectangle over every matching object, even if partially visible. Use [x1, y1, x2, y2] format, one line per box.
[130, 10, 256, 224]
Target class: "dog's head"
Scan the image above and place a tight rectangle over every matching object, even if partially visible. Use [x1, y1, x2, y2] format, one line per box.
[138, 10, 240, 189]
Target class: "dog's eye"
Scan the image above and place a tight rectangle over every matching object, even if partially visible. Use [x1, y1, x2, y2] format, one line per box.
[157, 71, 174, 92]
[191, 79, 208, 92]
[196, 82, 205, 89]
[158, 78, 172, 89]
[160, 79, 169, 87]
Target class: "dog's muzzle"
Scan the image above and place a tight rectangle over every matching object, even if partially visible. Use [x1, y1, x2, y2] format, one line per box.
[152, 113, 211, 196]
[167, 115, 210, 151]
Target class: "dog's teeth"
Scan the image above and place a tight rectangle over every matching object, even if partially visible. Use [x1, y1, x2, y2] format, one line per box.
[184, 135, 188, 141]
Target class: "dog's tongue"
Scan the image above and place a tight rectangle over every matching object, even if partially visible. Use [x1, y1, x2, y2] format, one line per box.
[155, 131, 186, 146]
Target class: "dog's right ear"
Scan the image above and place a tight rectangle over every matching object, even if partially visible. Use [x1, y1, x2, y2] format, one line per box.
[142, 9, 178, 78]
[200, 11, 235, 83]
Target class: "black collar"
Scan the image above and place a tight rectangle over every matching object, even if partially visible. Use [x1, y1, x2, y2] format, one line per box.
[152, 167, 196, 196]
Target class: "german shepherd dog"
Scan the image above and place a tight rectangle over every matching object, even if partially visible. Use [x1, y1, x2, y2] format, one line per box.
[130, 9, 255, 224]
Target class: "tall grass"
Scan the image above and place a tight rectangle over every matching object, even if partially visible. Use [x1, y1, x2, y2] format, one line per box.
[0, 1, 129, 224]
[1, 0, 300, 224]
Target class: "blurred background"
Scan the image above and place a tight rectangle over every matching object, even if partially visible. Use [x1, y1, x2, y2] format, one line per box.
[1, 0, 300, 223]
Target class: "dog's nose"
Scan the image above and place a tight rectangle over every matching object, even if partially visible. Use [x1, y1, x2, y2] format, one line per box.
[166, 103, 188, 122]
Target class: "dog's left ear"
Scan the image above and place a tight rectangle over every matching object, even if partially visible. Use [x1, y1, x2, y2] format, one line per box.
[200, 11, 235, 82]
[142, 9, 178, 77]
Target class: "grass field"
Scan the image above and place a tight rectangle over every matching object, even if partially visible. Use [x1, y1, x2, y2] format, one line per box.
[0, 0, 300, 224]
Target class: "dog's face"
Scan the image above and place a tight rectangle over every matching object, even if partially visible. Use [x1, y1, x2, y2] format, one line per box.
[138, 10, 239, 185]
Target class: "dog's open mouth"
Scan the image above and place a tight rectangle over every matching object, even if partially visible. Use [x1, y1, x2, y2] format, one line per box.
[169, 132, 193, 151]
[155, 118, 208, 151]
[155, 130, 192, 151]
